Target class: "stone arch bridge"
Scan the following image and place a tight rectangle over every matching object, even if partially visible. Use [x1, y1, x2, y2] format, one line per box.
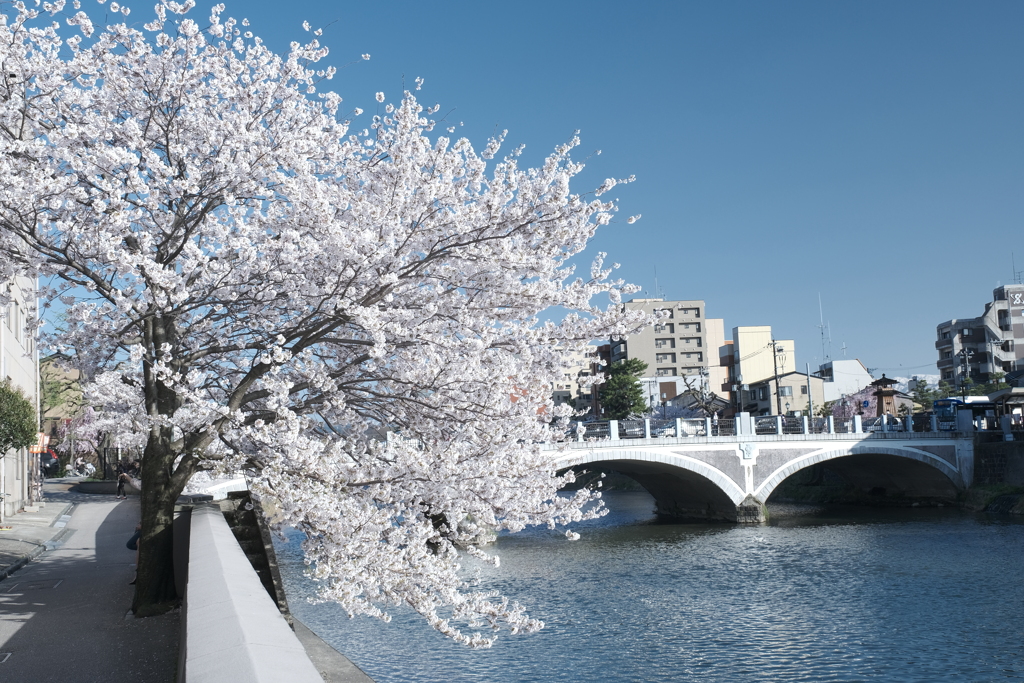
[544, 432, 974, 523]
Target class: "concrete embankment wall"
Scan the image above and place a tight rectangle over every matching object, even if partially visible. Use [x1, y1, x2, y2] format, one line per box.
[181, 502, 324, 682]
[176, 499, 375, 683]
[967, 437, 1024, 513]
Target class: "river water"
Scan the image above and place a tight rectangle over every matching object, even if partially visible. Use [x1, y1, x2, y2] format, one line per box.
[274, 492, 1024, 682]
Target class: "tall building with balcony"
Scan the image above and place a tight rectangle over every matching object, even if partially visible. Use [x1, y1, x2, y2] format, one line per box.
[608, 298, 728, 406]
[935, 284, 1024, 387]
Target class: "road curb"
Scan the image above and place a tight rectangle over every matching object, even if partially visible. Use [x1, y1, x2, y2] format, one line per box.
[0, 501, 78, 582]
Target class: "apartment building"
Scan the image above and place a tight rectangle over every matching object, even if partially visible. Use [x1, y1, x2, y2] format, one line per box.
[935, 284, 1024, 386]
[608, 298, 727, 403]
[817, 359, 875, 402]
[2, 276, 40, 520]
[551, 344, 610, 418]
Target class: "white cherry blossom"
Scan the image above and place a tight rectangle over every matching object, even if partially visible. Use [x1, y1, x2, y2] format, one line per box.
[0, 0, 646, 644]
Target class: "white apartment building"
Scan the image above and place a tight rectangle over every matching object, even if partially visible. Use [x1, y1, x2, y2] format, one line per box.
[817, 359, 875, 402]
[2, 276, 40, 520]
[936, 284, 1024, 386]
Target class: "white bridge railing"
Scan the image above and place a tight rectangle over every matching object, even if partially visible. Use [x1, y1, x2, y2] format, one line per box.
[560, 412, 954, 444]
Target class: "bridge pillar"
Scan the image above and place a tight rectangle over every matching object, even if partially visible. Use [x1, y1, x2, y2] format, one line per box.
[644, 419, 651, 439]
[802, 416, 809, 434]
[931, 414, 938, 432]
[853, 415, 862, 433]
[828, 415, 835, 433]
[736, 412, 753, 435]
[609, 420, 619, 440]
[736, 495, 767, 524]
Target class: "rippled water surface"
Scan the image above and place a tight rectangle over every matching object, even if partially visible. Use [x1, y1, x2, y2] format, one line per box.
[274, 493, 1024, 682]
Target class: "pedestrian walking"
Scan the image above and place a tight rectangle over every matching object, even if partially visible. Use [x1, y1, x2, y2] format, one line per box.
[116, 471, 129, 499]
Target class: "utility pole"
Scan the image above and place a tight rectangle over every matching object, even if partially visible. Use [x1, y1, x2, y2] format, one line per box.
[806, 363, 814, 421]
[958, 348, 974, 401]
[771, 339, 783, 415]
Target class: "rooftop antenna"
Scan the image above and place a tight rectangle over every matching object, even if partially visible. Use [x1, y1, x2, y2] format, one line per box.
[1014, 253, 1024, 285]
[817, 293, 830, 364]
[840, 341, 848, 358]
[653, 265, 664, 299]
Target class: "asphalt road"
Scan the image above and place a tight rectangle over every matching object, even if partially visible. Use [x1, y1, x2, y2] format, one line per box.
[0, 482, 179, 682]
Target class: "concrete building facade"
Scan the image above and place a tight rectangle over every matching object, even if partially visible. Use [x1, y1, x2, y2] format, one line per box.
[935, 284, 1024, 387]
[608, 299, 729, 411]
[745, 371, 827, 416]
[817, 359, 875, 402]
[2, 276, 40, 520]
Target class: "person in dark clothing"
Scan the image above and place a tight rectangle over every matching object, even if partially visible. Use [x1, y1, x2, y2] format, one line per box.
[116, 472, 129, 500]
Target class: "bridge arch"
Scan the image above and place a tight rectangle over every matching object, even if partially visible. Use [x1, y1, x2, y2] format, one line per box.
[552, 437, 967, 523]
[754, 444, 963, 504]
[555, 448, 749, 522]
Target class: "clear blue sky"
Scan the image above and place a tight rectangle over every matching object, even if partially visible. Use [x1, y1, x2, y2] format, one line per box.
[113, 1, 1024, 375]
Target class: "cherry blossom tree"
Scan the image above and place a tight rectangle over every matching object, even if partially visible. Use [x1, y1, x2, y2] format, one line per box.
[54, 405, 104, 462]
[0, 0, 646, 642]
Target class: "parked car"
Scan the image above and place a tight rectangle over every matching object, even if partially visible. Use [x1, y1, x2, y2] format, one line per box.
[864, 416, 902, 432]
[619, 422, 645, 438]
[652, 426, 676, 437]
[38, 448, 59, 478]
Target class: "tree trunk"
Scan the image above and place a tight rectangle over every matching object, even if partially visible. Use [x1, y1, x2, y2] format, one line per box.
[131, 430, 187, 616]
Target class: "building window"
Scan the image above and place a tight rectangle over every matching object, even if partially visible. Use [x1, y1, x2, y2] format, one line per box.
[655, 338, 675, 349]
[942, 351, 952, 359]
[748, 390, 759, 401]
[942, 370, 953, 379]
[961, 328, 970, 337]
[800, 385, 808, 395]
[656, 367, 676, 377]
[779, 386, 793, 397]
[655, 323, 675, 334]
[656, 353, 676, 363]
[758, 387, 769, 401]
[941, 331, 950, 339]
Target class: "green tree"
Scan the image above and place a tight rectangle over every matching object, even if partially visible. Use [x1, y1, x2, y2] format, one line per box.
[0, 380, 37, 456]
[599, 359, 648, 419]
[976, 372, 1010, 396]
[911, 380, 939, 412]
[936, 380, 956, 399]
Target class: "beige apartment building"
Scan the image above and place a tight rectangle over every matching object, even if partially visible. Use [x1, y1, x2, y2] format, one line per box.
[608, 298, 729, 404]
[730, 326, 795, 385]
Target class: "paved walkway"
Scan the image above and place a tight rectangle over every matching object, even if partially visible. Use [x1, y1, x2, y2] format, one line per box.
[0, 480, 179, 682]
